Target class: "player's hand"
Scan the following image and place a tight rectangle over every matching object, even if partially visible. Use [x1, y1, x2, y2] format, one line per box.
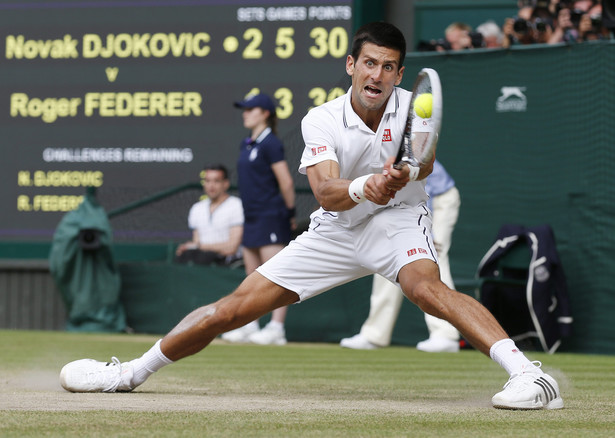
[383, 156, 410, 196]
[363, 173, 395, 205]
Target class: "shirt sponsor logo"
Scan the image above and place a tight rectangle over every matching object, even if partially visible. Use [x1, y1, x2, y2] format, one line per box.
[382, 128, 391, 142]
[419, 248, 427, 254]
[311, 145, 327, 156]
[407, 249, 417, 256]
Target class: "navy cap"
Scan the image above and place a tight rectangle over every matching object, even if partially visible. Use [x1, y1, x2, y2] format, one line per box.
[234, 93, 276, 113]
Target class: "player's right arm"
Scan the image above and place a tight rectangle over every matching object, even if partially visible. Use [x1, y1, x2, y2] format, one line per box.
[306, 158, 401, 211]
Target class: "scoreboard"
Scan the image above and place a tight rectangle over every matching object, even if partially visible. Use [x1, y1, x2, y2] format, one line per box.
[0, 0, 353, 241]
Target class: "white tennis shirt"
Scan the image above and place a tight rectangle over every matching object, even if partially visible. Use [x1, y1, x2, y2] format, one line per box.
[300, 86, 429, 228]
[188, 195, 244, 245]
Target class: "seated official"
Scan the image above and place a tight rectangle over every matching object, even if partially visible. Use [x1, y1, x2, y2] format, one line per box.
[175, 164, 244, 266]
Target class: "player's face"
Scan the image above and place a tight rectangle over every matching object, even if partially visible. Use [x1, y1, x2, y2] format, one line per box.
[203, 170, 229, 201]
[346, 42, 404, 115]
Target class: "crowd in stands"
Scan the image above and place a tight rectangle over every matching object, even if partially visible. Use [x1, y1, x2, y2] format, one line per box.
[417, 0, 611, 51]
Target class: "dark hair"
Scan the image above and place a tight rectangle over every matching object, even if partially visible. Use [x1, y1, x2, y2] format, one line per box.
[350, 22, 407, 67]
[266, 110, 278, 135]
[203, 163, 229, 179]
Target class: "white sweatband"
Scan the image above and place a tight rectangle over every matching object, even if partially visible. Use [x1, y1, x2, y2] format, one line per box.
[348, 174, 373, 203]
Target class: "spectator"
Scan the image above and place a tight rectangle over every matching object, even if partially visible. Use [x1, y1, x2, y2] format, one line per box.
[175, 164, 244, 267]
[439, 22, 474, 51]
[548, 1, 581, 43]
[476, 20, 505, 48]
[577, 1, 609, 41]
[340, 160, 461, 352]
[220, 92, 296, 346]
[502, 5, 542, 46]
[416, 22, 482, 52]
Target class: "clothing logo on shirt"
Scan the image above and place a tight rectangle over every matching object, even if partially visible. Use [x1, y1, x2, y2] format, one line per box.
[407, 249, 417, 256]
[382, 129, 391, 142]
[311, 146, 327, 156]
[249, 148, 259, 161]
[418, 248, 427, 254]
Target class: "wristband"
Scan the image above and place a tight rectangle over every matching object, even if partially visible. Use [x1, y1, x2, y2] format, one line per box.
[348, 174, 373, 204]
[287, 207, 296, 218]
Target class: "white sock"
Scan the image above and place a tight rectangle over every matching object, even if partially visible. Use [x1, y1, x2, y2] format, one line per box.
[489, 338, 541, 377]
[129, 339, 174, 387]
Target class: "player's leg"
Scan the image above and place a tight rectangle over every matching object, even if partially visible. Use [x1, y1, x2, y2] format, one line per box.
[257, 244, 288, 324]
[399, 259, 505, 354]
[418, 187, 460, 351]
[60, 272, 299, 393]
[248, 244, 289, 345]
[220, 246, 263, 342]
[162, 272, 297, 359]
[398, 259, 563, 409]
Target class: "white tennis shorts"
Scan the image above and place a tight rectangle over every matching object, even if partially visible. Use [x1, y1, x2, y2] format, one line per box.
[256, 204, 438, 301]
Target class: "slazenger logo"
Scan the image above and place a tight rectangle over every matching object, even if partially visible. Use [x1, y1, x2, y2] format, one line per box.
[382, 129, 391, 142]
[311, 145, 327, 156]
[496, 86, 527, 112]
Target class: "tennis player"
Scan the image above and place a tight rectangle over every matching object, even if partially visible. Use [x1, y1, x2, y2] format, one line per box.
[60, 22, 563, 410]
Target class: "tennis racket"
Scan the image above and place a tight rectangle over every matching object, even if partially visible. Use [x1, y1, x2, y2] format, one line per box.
[394, 68, 442, 174]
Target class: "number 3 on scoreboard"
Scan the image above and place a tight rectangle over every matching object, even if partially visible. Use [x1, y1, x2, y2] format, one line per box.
[274, 88, 293, 119]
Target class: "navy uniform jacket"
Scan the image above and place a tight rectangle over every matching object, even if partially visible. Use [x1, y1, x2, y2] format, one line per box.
[477, 224, 573, 353]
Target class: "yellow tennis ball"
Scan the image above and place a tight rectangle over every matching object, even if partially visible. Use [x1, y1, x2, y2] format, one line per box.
[414, 93, 432, 118]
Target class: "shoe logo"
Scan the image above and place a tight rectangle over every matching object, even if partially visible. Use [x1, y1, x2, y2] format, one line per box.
[534, 377, 556, 404]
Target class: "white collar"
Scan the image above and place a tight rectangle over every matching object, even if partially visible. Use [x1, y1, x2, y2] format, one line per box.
[254, 127, 272, 144]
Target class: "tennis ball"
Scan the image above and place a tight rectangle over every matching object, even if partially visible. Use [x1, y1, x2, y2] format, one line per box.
[414, 93, 432, 118]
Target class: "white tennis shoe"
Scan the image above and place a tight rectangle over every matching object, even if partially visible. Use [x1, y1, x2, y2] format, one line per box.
[221, 321, 259, 343]
[340, 333, 379, 350]
[416, 336, 459, 353]
[60, 357, 134, 393]
[492, 362, 564, 410]
[248, 323, 287, 346]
